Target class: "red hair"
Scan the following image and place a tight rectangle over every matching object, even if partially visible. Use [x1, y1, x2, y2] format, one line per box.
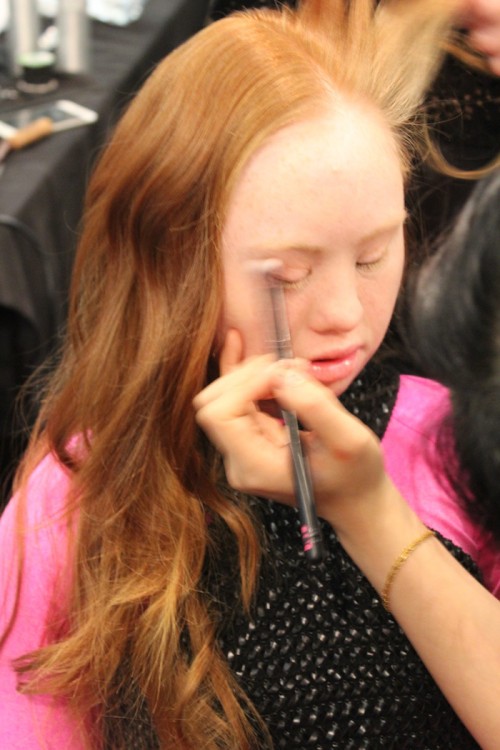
[8, 2, 461, 747]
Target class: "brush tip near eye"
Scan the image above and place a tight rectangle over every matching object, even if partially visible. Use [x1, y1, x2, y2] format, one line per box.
[246, 257, 283, 275]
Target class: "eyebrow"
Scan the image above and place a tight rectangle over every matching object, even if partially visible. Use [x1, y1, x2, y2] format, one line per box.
[247, 212, 408, 256]
[358, 212, 408, 246]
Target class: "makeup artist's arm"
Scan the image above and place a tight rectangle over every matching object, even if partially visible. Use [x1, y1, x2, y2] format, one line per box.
[194, 341, 500, 750]
[271, 365, 500, 750]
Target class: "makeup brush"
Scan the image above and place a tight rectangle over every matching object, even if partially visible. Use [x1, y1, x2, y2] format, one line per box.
[250, 258, 325, 562]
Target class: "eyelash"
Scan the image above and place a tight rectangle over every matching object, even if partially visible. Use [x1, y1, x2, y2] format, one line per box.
[356, 258, 381, 272]
[357, 239, 393, 271]
[272, 253, 384, 288]
[272, 275, 310, 291]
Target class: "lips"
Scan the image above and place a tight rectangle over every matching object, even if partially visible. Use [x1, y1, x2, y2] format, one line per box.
[308, 347, 361, 386]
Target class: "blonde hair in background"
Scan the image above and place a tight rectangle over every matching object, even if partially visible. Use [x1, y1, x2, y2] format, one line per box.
[424, 31, 500, 180]
[6, 1, 461, 748]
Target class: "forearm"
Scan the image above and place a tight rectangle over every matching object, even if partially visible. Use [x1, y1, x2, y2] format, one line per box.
[195, 356, 500, 747]
[336, 479, 500, 750]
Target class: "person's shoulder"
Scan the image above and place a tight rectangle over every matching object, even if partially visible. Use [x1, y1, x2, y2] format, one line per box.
[398, 373, 449, 405]
[0, 449, 75, 558]
[383, 375, 487, 566]
[14, 450, 73, 524]
[0, 448, 77, 630]
[0, 451, 82, 750]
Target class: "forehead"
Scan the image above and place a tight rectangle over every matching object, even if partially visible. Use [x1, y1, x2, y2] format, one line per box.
[223, 101, 405, 252]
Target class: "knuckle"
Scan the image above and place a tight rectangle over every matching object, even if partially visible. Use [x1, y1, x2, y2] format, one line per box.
[194, 401, 219, 429]
[193, 404, 208, 426]
[346, 429, 380, 464]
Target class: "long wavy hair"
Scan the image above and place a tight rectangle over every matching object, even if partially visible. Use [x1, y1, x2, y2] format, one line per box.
[4, 1, 462, 747]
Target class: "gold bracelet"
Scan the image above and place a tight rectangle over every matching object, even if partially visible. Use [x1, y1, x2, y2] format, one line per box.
[382, 529, 435, 612]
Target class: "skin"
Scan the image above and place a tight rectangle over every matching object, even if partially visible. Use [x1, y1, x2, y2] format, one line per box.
[202, 100, 405, 507]
[194, 98, 500, 748]
[461, 0, 500, 73]
[220, 100, 406, 398]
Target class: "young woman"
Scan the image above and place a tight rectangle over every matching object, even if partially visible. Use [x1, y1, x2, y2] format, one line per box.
[1, 1, 499, 749]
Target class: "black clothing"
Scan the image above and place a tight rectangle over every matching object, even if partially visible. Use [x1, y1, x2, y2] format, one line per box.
[104, 363, 481, 749]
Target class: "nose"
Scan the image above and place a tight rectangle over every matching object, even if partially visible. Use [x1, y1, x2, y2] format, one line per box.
[308, 266, 363, 334]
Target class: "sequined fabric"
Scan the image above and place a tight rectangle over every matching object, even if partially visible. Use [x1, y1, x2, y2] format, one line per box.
[338, 361, 396, 439]
[103, 363, 481, 749]
[217, 503, 481, 750]
[103, 683, 160, 750]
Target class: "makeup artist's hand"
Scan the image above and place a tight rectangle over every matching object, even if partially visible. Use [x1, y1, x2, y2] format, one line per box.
[194, 330, 300, 504]
[194, 330, 399, 535]
[196, 337, 500, 750]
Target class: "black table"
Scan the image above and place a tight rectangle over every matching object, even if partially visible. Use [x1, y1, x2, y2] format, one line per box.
[0, 0, 210, 504]
[0, 0, 209, 342]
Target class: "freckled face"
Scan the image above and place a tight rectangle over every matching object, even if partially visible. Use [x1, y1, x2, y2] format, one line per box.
[220, 100, 406, 395]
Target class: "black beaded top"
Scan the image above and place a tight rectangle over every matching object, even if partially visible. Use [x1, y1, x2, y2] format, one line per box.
[104, 362, 482, 749]
[218, 508, 480, 750]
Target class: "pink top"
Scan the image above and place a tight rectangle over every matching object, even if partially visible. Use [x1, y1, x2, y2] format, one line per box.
[1, 375, 499, 748]
[383, 376, 500, 596]
[0, 454, 82, 749]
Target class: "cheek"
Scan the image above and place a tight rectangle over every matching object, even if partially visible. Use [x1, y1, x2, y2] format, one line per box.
[216, 275, 242, 352]
[361, 262, 404, 333]
[219, 276, 269, 357]
[376, 265, 404, 323]
[217, 289, 245, 349]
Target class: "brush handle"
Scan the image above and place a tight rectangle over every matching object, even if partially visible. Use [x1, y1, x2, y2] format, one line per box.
[8, 117, 53, 150]
[282, 408, 325, 562]
[268, 279, 324, 561]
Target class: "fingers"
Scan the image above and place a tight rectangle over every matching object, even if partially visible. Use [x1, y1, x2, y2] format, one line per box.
[193, 353, 285, 461]
[270, 364, 386, 516]
[194, 353, 311, 502]
[271, 365, 373, 458]
[194, 352, 276, 414]
[194, 350, 386, 522]
[194, 356, 295, 501]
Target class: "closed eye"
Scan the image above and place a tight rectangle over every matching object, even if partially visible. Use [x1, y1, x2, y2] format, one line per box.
[271, 273, 310, 291]
[356, 243, 391, 272]
[356, 257, 383, 272]
[356, 221, 404, 272]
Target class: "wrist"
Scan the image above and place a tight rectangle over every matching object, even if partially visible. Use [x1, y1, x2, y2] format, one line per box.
[333, 476, 428, 593]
